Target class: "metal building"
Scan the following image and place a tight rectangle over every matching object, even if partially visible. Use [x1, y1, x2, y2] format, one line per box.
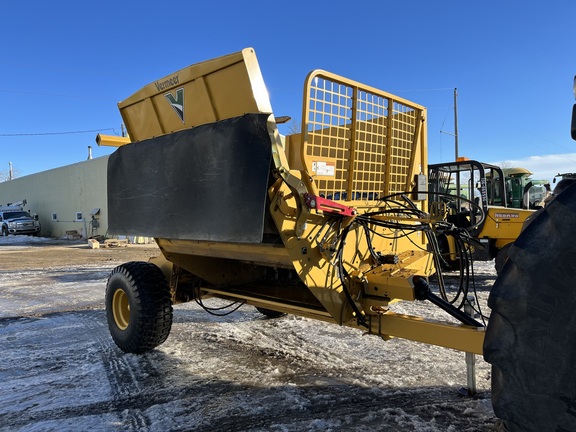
[0, 156, 109, 239]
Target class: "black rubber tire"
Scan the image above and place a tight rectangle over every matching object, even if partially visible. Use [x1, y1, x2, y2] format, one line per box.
[105, 261, 173, 354]
[494, 242, 512, 276]
[484, 182, 576, 432]
[255, 307, 286, 318]
[1, 225, 8, 236]
[495, 208, 546, 276]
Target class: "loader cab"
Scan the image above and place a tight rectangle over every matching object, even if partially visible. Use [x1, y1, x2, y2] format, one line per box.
[428, 159, 505, 236]
[502, 167, 534, 209]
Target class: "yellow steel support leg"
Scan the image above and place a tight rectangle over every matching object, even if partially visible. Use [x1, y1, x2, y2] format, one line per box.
[367, 312, 485, 355]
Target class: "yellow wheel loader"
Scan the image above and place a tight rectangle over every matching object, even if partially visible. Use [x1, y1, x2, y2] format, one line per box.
[102, 49, 576, 432]
[428, 159, 535, 274]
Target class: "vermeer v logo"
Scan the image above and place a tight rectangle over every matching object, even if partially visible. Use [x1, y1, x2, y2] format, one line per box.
[164, 88, 185, 123]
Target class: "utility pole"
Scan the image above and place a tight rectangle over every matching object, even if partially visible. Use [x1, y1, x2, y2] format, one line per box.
[9, 162, 13, 180]
[440, 88, 460, 160]
[454, 88, 459, 160]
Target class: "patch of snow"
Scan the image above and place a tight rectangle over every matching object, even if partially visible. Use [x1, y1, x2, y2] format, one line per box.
[0, 236, 498, 431]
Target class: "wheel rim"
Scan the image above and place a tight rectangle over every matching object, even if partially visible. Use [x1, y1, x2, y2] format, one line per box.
[112, 288, 130, 330]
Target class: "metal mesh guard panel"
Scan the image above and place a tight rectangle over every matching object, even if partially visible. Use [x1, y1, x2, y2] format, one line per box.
[302, 72, 422, 202]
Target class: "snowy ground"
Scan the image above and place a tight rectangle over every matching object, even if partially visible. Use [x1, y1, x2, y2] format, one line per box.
[0, 236, 498, 431]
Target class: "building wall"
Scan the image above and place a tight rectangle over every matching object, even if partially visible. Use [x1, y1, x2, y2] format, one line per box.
[0, 156, 109, 238]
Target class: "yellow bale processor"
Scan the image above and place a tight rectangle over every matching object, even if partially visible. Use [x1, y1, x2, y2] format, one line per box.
[105, 48, 484, 356]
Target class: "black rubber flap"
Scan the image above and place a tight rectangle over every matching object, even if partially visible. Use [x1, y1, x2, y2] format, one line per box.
[108, 113, 273, 242]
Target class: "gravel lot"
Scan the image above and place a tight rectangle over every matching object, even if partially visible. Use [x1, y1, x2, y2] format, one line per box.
[0, 236, 498, 431]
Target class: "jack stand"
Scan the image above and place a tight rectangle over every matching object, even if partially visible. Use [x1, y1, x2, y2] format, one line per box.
[459, 296, 477, 396]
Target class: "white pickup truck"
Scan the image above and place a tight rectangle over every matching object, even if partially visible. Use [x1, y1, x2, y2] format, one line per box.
[0, 202, 41, 236]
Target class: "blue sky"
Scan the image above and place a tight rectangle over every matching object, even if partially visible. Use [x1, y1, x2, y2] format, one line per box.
[1, 1, 575, 185]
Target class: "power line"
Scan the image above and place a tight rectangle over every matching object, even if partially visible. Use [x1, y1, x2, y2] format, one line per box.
[392, 87, 456, 93]
[0, 128, 115, 137]
[0, 89, 117, 101]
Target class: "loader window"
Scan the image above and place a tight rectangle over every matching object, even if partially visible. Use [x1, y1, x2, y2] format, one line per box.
[486, 168, 504, 206]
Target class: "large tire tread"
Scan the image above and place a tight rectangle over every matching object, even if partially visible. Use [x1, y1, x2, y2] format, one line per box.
[484, 183, 576, 432]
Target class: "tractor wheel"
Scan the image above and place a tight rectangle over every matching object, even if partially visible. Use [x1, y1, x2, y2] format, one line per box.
[106, 261, 173, 354]
[255, 307, 286, 318]
[483, 182, 576, 432]
[495, 207, 546, 276]
[494, 242, 512, 276]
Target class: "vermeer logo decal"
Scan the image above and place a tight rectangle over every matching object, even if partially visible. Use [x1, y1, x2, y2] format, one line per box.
[155, 75, 180, 91]
[164, 87, 185, 123]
